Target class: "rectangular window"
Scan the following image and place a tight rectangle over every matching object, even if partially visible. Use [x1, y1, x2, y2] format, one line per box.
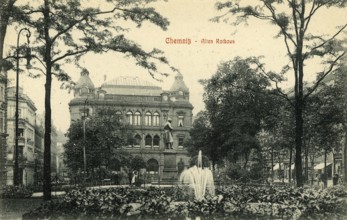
[178, 137, 184, 147]
[18, 128, 24, 137]
[18, 146, 24, 157]
[178, 116, 184, 127]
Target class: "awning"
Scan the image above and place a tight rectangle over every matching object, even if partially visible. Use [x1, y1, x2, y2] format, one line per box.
[314, 162, 332, 170]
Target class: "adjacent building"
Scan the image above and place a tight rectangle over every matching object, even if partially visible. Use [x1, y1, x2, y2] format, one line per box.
[69, 71, 194, 181]
[0, 69, 8, 188]
[6, 87, 37, 185]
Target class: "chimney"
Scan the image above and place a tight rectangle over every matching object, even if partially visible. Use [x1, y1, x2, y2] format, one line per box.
[104, 75, 107, 82]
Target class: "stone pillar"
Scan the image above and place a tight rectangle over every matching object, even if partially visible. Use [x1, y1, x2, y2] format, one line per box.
[162, 150, 177, 181]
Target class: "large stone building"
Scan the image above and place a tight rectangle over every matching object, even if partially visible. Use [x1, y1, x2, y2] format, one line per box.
[6, 87, 37, 185]
[69, 71, 194, 181]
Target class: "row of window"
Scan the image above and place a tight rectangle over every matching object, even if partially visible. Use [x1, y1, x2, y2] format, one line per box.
[123, 111, 160, 126]
[129, 134, 185, 147]
[130, 134, 160, 147]
[123, 111, 184, 127]
[81, 109, 185, 127]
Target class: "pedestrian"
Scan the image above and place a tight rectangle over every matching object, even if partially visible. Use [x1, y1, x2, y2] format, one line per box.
[131, 171, 137, 186]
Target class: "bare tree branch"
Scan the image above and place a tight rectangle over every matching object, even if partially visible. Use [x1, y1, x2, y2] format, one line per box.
[263, 2, 297, 47]
[52, 48, 89, 64]
[309, 23, 347, 53]
[304, 51, 346, 100]
[253, 60, 295, 108]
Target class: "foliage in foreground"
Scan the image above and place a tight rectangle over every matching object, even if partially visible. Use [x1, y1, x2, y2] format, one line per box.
[1, 185, 33, 199]
[22, 185, 347, 219]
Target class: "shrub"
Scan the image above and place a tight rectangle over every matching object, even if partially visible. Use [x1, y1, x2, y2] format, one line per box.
[22, 185, 347, 219]
[326, 184, 347, 197]
[1, 185, 33, 199]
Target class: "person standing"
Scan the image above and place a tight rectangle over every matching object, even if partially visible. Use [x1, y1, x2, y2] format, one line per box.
[164, 118, 174, 149]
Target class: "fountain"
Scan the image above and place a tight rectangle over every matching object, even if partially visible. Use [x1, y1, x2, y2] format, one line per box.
[179, 151, 215, 200]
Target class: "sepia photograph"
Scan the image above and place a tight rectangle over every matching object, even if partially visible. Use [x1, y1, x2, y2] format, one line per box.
[0, 0, 347, 219]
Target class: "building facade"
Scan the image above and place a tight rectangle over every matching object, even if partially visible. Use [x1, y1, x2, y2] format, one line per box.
[6, 87, 37, 185]
[69, 72, 194, 181]
[0, 69, 7, 188]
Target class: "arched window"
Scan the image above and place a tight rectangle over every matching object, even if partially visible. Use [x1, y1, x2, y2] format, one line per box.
[153, 135, 160, 147]
[145, 135, 152, 147]
[147, 159, 159, 173]
[153, 112, 160, 126]
[145, 112, 152, 126]
[134, 111, 141, 125]
[115, 111, 122, 122]
[134, 134, 142, 147]
[126, 111, 133, 125]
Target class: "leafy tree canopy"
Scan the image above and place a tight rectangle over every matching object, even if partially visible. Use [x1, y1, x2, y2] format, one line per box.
[197, 57, 281, 166]
[64, 108, 133, 173]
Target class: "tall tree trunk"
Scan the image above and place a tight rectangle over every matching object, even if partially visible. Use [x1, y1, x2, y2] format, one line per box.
[305, 139, 309, 184]
[294, 70, 304, 187]
[294, 0, 306, 188]
[43, 0, 52, 201]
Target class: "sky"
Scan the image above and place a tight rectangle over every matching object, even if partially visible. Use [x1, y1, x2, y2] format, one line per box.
[4, 0, 347, 133]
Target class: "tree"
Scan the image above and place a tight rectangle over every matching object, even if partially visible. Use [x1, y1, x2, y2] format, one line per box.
[200, 57, 276, 168]
[10, 0, 174, 200]
[334, 65, 347, 183]
[64, 108, 133, 180]
[215, 0, 347, 186]
[304, 73, 345, 187]
[186, 111, 222, 169]
[0, 0, 15, 62]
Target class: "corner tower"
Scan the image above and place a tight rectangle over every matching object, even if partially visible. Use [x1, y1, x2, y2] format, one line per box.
[73, 69, 95, 98]
[169, 72, 189, 101]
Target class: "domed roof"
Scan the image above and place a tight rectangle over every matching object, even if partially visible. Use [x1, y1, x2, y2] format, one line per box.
[75, 70, 95, 89]
[170, 72, 189, 92]
[101, 76, 162, 96]
[102, 76, 159, 88]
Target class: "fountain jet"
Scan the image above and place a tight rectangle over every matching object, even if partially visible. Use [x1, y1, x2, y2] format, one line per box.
[179, 151, 215, 200]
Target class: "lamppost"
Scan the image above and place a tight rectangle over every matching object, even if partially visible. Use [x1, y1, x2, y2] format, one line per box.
[14, 28, 31, 186]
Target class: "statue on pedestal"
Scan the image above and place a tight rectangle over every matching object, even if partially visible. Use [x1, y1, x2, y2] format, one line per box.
[164, 118, 174, 149]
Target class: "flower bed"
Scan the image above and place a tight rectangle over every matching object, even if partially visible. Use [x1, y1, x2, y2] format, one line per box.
[22, 185, 347, 219]
[1, 185, 33, 199]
